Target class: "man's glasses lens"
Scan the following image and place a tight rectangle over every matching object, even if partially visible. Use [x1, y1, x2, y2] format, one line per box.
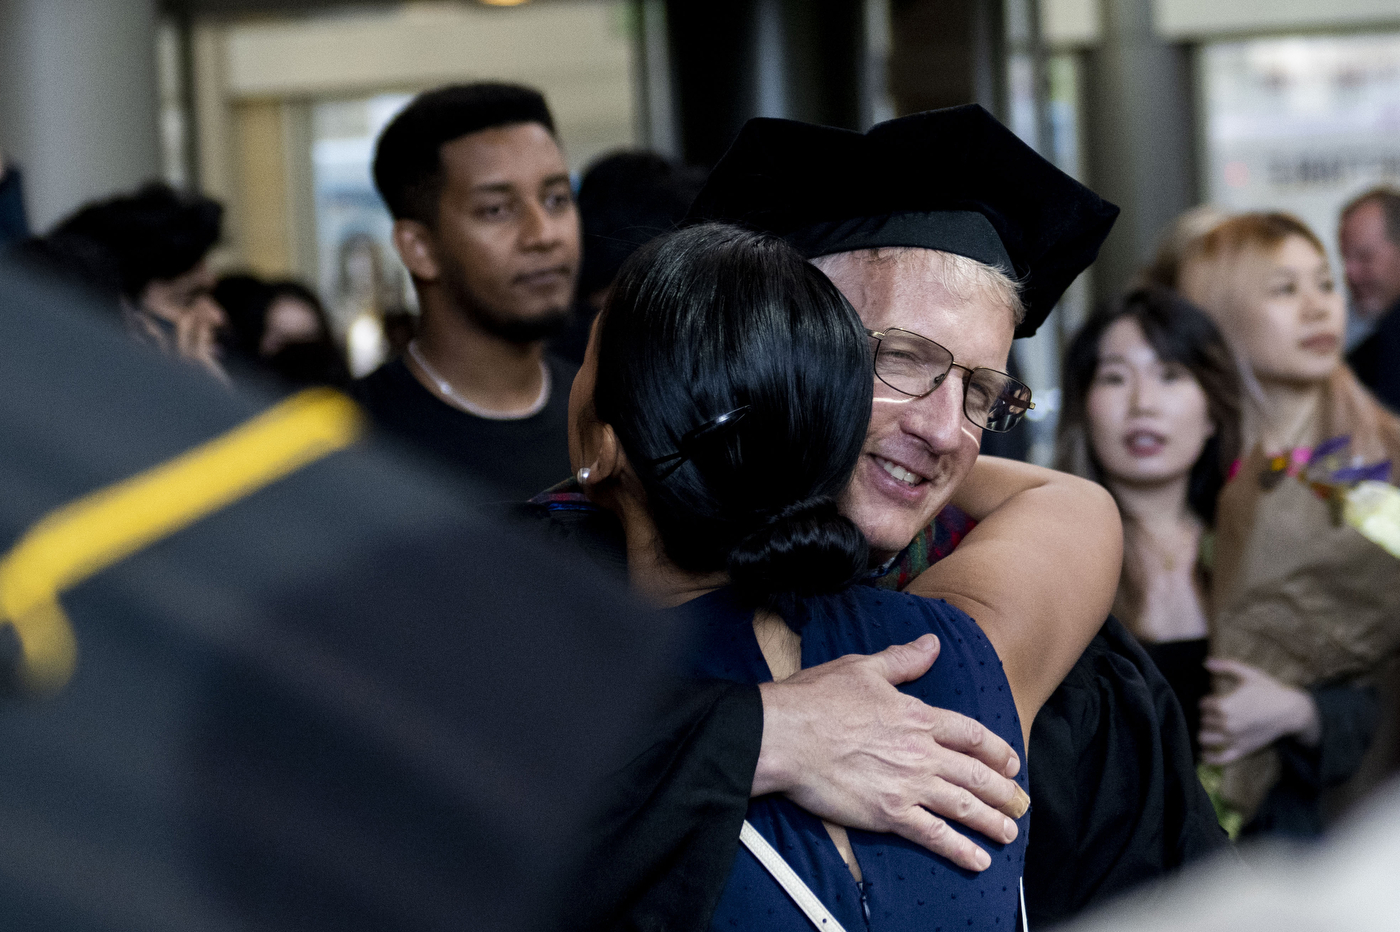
[868, 329, 1033, 432]
[971, 371, 1034, 432]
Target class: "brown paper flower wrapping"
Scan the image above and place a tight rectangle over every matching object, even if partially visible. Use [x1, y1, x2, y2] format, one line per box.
[1210, 368, 1400, 821]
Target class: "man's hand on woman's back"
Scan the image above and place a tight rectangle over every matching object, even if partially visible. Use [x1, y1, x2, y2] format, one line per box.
[753, 634, 1027, 872]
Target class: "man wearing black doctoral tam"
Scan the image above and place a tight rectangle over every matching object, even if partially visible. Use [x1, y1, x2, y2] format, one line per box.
[538, 104, 1225, 932]
[689, 104, 1229, 926]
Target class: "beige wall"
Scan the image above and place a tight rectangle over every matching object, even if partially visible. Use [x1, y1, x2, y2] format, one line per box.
[1042, 0, 1400, 47]
[1042, 0, 1101, 48]
[232, 101, 289, 276]
[194, 1, 636, 279]
[1155, 0, 1400, 38]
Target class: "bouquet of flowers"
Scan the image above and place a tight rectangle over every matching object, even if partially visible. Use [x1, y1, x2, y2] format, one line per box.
[1209, 420, 1400, 823]
[1287, 434, 1400, 558]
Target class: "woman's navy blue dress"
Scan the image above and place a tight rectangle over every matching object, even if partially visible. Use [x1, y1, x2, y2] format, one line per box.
[677, 586, 1030, 932]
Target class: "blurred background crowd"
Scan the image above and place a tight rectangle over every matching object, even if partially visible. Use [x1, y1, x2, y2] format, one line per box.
[3, 0, 1400, 928]
[4, 0, 1400, 449]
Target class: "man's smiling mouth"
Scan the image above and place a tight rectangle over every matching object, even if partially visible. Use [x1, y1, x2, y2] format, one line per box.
[874, 456, 927, 487]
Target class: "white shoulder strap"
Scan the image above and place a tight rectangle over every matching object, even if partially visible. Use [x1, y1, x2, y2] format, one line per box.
[739, 820, 849, 932]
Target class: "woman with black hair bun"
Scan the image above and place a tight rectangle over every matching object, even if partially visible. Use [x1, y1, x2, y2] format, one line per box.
[569, 223, 1037, 930]
[584, 222, 874, 611]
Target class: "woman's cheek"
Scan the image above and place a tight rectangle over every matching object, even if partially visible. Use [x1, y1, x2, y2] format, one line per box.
[1086, 388, 1125, 469]
[1169, 385, 1214, 465]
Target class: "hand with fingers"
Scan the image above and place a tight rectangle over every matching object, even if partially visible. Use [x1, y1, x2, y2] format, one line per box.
[174, 309, 227, 381]
[753, 633, 1028, 873]
[1199, 657, 1321, 766]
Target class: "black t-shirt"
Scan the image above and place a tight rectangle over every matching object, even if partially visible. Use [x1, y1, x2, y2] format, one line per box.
[352, 355, 576, 501]
[1347, 299, 1400, 414]
[1143, 636, 1211, 761]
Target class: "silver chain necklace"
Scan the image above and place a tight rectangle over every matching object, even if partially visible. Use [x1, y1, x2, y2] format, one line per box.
[407, 340, 551, 421]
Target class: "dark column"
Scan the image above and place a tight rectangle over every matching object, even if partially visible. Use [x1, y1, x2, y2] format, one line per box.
[0, 0, 161, 229]
[1082, 0, 1199, 302]
[888, 0, 1006, 119]
[783, 0, 865, 130]
[665, 0, 864, 167]
[665, 0, 755, 166]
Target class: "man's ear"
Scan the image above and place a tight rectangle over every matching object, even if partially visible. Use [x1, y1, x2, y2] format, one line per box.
[392, 219, 440, 282]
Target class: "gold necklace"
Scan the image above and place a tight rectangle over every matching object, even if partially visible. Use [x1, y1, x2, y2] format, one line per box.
[1257, 392, 1321, 488]
[1129, 518, 1199, 573]
[1261, 392, 1321, 454]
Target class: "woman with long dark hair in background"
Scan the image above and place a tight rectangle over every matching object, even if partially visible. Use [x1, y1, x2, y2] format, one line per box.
[1058, 286, 1241, 754]
[215, 274, 350, 387]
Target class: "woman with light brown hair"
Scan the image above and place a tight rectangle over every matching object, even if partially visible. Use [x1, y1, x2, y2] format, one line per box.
[1177, 211, 1400, 837]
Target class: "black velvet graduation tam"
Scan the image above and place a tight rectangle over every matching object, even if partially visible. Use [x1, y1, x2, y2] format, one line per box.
[686, 104, 1120, 338]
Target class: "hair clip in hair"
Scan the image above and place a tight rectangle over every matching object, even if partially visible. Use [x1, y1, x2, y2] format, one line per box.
[644, 405, 752, 480]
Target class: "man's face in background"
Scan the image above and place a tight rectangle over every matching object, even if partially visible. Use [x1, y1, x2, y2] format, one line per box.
[1340, 199, 1400, 322]
[429, 123, 580, 343]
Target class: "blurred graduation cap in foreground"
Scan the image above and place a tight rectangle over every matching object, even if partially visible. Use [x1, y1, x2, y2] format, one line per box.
[0, 259, 675, 932]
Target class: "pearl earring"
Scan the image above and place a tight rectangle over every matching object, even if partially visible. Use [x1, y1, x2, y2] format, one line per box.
[577, 466, 591, 485]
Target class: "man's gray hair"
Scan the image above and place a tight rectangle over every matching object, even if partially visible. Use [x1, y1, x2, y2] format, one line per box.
[813, 247, 1027, 326]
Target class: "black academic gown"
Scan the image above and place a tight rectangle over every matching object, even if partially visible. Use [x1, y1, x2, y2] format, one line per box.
[1347, 299, 1400, 414]
[508, 498, 762, 932]
[1023, 619, 1227, 927]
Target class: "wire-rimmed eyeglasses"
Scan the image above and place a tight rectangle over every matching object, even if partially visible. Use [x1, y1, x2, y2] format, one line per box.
[865, 328, 1034, 433]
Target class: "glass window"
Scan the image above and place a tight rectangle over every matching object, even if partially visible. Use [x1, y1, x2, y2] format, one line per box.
[311, 93, 414, 376]
[1200, 32, 1400, 263]
[1002, 12, 1086, 464]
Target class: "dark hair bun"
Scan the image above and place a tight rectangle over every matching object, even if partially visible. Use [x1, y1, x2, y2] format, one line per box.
[728, 497, 869, 610]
